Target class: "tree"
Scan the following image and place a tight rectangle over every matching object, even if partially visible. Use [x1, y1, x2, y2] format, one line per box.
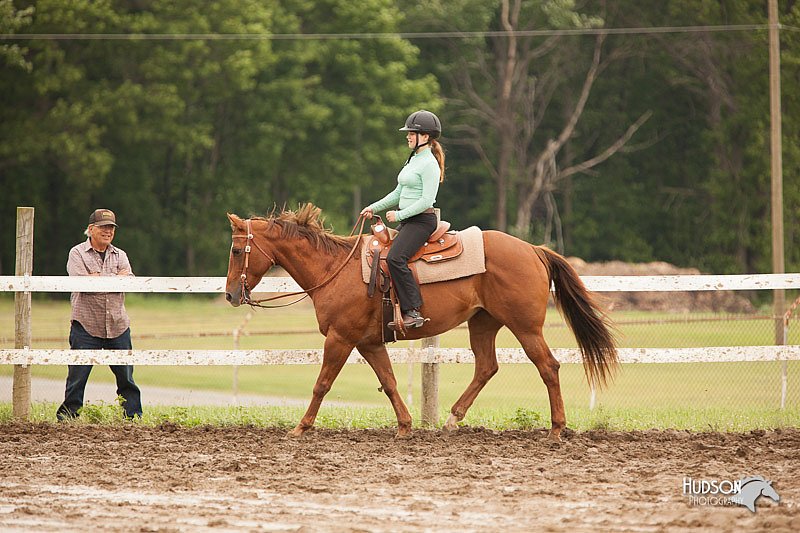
[0, 0, 123, 274]
[405, 0, 650, 240]
[0, 0, 33, 71]
[635, 0, 789, 274]
[0, 0, 438, 276]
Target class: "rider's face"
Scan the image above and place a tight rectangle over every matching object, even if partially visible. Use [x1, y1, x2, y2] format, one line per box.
[406, 132, 430, 150]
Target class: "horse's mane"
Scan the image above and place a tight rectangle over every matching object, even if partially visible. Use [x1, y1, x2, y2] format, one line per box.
[253, 203, 355, 255]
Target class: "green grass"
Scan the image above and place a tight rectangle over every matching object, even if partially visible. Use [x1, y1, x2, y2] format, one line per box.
[1, 401, 798, 432]
[2, 295, 799, 429]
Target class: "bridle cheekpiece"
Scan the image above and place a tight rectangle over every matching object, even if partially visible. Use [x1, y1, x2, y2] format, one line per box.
[231, 219, 276, 306]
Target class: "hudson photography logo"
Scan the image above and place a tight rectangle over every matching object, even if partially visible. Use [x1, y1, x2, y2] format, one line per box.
[682, 476, 780, 513]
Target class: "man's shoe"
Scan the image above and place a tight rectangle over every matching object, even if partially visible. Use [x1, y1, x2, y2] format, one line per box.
[56, 407, 78, 422]
[389, 308, 429, 330]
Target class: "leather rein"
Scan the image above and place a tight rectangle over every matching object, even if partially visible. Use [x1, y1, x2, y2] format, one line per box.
[231, 215, 368, 308]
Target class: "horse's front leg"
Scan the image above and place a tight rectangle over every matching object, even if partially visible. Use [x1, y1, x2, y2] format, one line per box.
[357, 342, 413, 438]
[289, 331, 352, 437]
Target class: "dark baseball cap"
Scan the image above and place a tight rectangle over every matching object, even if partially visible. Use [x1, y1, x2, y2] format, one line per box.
[89, 208, 117, 227]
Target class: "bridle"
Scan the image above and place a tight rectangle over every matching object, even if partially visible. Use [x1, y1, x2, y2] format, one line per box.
[230, 215, 368, 308]
[231, 219, 278, 306]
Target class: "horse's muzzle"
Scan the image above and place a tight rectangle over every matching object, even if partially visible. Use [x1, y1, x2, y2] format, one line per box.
[225, 291, 241, 307]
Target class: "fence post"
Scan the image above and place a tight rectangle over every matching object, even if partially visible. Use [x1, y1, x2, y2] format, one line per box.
[421, 335, 439, 427]
[232, 311, 253, 403]
[781, 332, 788, 410]
[406, 357, 414, 407]
[13, 207, 34, 420]
[419, 207, 442, 427]
[780, 299, 798, 409]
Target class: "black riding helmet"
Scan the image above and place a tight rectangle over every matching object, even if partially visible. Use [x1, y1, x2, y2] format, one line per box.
[399, 110, 442, 139]
[400, 110, 442, 165]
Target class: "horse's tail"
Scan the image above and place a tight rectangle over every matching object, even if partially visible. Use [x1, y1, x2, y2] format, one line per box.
[534, 246, 619, 388]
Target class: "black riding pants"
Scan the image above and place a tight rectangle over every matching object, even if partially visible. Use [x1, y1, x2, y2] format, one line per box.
[387, 212, 438, 312]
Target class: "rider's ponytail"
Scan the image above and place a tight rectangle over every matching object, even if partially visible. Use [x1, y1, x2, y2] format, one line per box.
[430, 138, 446, 183]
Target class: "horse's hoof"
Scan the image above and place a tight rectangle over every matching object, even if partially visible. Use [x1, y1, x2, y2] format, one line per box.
[395, 430, 412, 439]
[442, 414, 460, 432]
[546, 430, 562, 444]
[287, 426, 307, 438]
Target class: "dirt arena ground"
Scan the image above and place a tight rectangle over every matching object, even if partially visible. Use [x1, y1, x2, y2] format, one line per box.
[0, 424, 797, 532]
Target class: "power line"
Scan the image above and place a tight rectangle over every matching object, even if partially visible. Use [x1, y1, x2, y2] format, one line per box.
[0, 24, 775, 41]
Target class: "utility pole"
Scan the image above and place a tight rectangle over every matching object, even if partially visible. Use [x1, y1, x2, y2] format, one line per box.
[768, 0, 785, 344]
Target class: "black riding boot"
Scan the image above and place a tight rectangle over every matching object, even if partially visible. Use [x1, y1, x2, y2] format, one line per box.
[403, 308, 428, 328]
[389, 308, 429, 330]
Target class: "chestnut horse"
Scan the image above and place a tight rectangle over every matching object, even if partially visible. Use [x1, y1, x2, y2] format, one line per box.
[225, 204, 617, 441]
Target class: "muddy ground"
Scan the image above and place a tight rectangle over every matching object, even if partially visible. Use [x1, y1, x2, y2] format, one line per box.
[0, 424, 797, 532]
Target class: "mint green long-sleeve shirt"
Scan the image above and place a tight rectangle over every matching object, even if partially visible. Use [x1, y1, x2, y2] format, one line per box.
[367, 148, 440, 222]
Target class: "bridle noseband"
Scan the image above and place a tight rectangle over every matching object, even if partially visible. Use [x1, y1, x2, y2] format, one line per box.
[230, 215, 368, 308]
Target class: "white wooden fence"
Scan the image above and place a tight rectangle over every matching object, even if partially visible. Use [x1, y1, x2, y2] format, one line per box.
[3, 274, 799, 412]
[3, 207, 799, 421]
[5, 273, 800, 293]
[5, 273, 800, 369]
[2, 344, 799, 366]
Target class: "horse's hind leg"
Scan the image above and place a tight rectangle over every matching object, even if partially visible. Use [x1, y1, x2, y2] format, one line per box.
[289, 331, 352, 437]
[357, 342, 413, 438]
[510, 329, 565, 442]
[444, 310, 502, 431]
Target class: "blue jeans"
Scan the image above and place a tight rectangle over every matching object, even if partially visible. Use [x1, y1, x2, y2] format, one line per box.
[56, 321, 142, 420]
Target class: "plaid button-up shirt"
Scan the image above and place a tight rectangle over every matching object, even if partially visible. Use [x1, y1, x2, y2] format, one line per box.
[67, 238, 134, 339]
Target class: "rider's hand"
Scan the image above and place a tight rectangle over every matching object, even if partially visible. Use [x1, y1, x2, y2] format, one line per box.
[386, 211, 398, 223]
[360, 207, 374, 219]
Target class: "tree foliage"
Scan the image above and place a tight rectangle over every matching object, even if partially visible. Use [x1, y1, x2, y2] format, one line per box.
[1, 0, 798, 279]
[1, 0, 437, 275]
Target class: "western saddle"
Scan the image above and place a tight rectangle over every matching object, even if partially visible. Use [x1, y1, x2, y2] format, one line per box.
[366, 215, 463, 339]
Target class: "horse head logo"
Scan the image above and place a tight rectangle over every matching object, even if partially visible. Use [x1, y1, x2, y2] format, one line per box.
[730, 476, 780, 513]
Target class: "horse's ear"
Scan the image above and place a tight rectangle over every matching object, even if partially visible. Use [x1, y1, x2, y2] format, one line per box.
[227, 213, 243, 229]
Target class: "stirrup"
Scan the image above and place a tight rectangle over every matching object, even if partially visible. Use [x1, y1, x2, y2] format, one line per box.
[388, 309, 429, 330]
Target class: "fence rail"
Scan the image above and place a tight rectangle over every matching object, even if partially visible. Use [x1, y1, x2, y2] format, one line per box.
[3, 273, 800, 293]
[2, 346, 799, 366]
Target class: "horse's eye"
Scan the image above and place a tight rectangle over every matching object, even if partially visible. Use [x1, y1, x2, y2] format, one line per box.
[232, 248, 242, 256]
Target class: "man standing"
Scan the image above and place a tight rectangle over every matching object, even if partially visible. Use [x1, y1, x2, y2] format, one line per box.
[56, 209, 142, 420]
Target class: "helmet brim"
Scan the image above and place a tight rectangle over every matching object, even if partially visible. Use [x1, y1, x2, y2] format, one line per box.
[399, 126, 440, 138]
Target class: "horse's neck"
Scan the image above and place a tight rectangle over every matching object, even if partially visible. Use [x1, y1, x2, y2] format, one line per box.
[273, 236, 347, 291]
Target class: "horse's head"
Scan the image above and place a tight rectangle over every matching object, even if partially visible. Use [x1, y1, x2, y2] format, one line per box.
[760, 480, 780, 503]
[225, 213, 276, 307]
[734, 476, 781, 512]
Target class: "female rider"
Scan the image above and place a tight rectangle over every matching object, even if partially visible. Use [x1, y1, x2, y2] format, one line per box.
[360, 110, 445, 329]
